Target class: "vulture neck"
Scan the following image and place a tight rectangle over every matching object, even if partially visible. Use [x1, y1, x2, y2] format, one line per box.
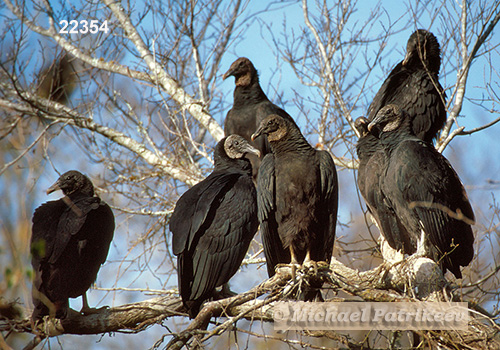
[271, 130, 314, 157]
[214, 149, 253, 175]
[233, 77, 269, 106]
[216, 158, 252, 174]
[66, 190, 93, 202]
[379, 119, 415, 150]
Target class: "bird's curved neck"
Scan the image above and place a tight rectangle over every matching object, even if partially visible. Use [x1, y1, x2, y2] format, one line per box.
[66, 191, 93, 202]
[271, 131, 313, 156]
[214, 157, 252, 175]
[233, 79, 268, 105]
[379, 120, 414, 148]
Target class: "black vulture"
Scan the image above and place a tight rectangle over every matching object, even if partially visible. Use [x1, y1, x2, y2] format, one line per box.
[169, 135, 260, 318]
[367, 29, 446, 144]
[31, 170, 115, 320]
[252, 114, 338, 281]
[368, 104, 474, 278]
[223, 57, 296, 178]
[355, 117, 412, 257]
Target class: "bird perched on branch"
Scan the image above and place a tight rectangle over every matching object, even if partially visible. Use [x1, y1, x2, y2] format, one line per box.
[355, 117, 410, 261]
[31, 170, 115, 320]
[252, 114, 338, 292]
[367, 29, 446, 144]
[170, 135, 260, 318]
[223, 57, 296, 179]
[367, 104, 474, 278]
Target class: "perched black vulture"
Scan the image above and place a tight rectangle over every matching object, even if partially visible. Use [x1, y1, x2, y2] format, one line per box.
[31, 171, 115, 320]
[223, 57, 296, 178]
[368, 104, 475, 278]
[169, 135, 260, 318]
[252, 114, 338, 281]
[355, 117, 412, 256]
[367, 29, 446, 144]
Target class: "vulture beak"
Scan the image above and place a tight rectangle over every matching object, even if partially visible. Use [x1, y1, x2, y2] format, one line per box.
[242, 143, 261, 158]
[367, 120, 378, 133]
[402, 52, 410, 66]
[46, 180, 61, 195]
[222, 67, 235, 80]
[367, 112, 385, 134]
[251, 126, 264, 141]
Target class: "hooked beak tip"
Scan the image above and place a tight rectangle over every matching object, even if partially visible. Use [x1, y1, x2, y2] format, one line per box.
[46, 183, 59, 195]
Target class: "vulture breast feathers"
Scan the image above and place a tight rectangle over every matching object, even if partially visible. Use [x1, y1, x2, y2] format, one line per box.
[252, 114, 338, 278]
[368, 105, 474, 278]
[169, 135, 260, 318]
[367, 29, 446, 144]
[31, 170, 115, 320]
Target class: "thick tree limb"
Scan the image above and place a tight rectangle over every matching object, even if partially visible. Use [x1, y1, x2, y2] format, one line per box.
[3, 255, 497, 350]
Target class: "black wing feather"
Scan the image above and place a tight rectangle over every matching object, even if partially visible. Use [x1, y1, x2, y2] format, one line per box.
[171, 172, 235, 255]
[170, 171, 258, 316]
[257, 154, 290, 276]
[49, 196, 100, 264]
[368, 64, 446, 143]
[385, 139, 474, 277]
[318, 150, 338, 261]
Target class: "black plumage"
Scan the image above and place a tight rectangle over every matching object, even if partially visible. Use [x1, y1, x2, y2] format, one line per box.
[252, 114, 338, 279]
[169, 135, 260, 318]
[368, 104, 474, 278]
[367, 29, 446, 144]
[355, 117, 411, 254]
[223, 57, 296, 178]
[31, 170, 115, 320]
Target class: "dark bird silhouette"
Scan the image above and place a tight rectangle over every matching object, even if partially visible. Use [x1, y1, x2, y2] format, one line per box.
[37, 53, 77, 105]
[368, 104, 475, 278]
[31, 171, 115, 320]
[223, 57, 296, 178]
[355, 117, 411, 257]
[170, 135, 260, 318]
[367, 29, 446, 144]
[252, 114, 338, 283]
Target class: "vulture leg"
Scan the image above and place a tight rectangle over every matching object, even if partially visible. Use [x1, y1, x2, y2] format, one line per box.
[379, 234, 404, 265]
[80, 292, 107, 315]
[303, 250, 319, 275]
[53, 300, 70, 319]
[217, 283, 237, 299]
[416, 226, 429, 257]
[289, 245, 301, 280]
